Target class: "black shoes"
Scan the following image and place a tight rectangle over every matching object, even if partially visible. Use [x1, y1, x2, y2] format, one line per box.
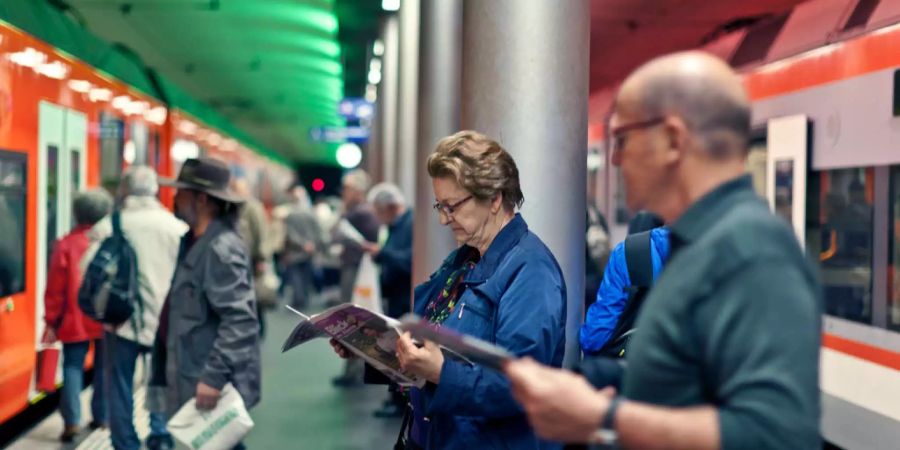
[146, 434, 175, 450]
[59, 425, 80, 443]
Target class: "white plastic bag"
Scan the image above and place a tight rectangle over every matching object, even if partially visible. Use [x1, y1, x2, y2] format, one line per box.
[167, 383, 254, 450]
[351, 253, 383, 314]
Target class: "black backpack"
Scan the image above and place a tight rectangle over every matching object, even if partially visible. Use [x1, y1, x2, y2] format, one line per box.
[597, 229, 654, 358]
[78, 211, 143, 328]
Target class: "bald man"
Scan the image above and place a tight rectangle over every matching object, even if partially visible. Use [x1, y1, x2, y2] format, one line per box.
[505, 51, 821, 449]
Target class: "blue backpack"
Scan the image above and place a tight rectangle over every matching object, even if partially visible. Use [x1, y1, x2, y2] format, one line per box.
[78, 211, 143, 328]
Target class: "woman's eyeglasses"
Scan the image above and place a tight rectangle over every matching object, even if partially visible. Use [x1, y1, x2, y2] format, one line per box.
[433, 195, 473, 216]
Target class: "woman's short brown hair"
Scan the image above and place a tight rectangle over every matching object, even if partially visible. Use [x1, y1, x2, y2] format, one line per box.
[427, 130, 524, 212]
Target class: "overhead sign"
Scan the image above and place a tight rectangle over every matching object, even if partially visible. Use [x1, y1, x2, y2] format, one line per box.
[309, 126, 370, 143]
[338, 98, 375, 120]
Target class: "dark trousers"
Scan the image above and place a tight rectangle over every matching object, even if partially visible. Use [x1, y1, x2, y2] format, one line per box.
[287, 261, 316, 309]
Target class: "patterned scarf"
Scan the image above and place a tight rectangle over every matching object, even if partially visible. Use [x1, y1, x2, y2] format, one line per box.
[425, 250, 479, 325]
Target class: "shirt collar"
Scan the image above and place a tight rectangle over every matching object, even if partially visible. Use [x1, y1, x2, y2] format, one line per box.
[464, 213, 529, 283]
[669, 175, 756, 250]
[183, 218, 230, 266]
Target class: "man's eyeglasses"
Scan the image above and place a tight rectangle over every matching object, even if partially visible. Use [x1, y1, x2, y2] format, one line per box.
[608, 117, 665, 153]
[433, 195, 473, 216]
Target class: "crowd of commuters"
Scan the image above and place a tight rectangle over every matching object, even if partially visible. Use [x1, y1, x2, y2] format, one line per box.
[41, 50, 822, 450]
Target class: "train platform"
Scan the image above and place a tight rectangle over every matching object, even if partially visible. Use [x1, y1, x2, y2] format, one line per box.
[9, 305, 402, 450]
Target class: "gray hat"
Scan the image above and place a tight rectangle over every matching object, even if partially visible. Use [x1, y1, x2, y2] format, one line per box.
[158, 157, 244, 204]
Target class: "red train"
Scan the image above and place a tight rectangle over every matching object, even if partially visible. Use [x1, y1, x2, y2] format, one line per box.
[0, 19, 293, 426]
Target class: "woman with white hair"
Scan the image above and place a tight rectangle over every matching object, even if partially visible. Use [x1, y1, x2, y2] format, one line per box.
[43, 189, 112, 442]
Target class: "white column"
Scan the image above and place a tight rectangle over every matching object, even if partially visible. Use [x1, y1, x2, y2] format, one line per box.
[412, 0, 462, 286]
[395, 0, 420, 200]
[461, 0, 590, 366]
[380, 16, 400, 183]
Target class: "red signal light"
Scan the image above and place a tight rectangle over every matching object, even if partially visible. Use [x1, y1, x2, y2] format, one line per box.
[312, 178, 325, 192]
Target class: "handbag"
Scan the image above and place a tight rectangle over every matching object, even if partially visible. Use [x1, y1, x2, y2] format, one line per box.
[36, 343, 61, 392]
[393, 406, 424, 450]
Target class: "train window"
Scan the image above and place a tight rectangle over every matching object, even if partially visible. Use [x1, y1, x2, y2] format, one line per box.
[99, 112, 124, 194]
[809, 168, 874, 324]
[0, 150, 27, 296]
[71, 149, 81, 193]
[47, 145, 59, 266]
[888, 167, 900, 330]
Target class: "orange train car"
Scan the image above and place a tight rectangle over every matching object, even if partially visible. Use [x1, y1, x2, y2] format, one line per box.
[0, 19, 292, 427]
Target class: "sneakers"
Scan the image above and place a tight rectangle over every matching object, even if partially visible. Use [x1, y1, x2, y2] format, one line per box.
[146, 434, 175, 450]
[59, 425, 80, 443]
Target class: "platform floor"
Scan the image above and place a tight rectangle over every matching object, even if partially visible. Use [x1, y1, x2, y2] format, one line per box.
[10, 305, 402, 450]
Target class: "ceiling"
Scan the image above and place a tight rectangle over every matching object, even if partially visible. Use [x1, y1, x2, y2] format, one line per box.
[56, 0, 812, 164]
[65, 0, 361, 164]
[589, 0, 810, 92]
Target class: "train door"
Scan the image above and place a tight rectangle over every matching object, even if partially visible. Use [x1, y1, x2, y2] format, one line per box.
[766, 114, 810, 246]
[33, 102, 87, 397]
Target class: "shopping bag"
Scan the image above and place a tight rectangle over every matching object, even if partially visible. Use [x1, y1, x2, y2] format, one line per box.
[254, 263, 280, 309]
[167, 383, 254, 450]
[351, 253, 383, 314]
[36, 344, 61, 393]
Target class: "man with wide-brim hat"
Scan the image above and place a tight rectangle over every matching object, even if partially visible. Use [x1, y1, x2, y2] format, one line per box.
[149, 157, 261, 447]
[159, 156, 245, 205]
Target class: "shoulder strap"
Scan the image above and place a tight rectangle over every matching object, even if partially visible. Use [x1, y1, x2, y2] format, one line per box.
[112, 210, 122, 236]
[624, 230, 653, 288]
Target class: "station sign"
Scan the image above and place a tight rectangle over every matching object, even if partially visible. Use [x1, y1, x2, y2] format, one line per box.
[309, 126, 370, 143]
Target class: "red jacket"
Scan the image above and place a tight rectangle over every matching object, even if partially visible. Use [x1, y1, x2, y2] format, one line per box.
[44, 224, 103, 343]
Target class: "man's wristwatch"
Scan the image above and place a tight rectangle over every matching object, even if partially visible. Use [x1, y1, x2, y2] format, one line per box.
[589, 395, 622, 445]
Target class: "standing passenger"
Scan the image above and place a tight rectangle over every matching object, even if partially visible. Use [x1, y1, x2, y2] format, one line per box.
[43, 189, 112, 442]
[332, 131, 568, 449]
[505, 51, 822, 450]
[361, 182, 414, 418]
[83, 166, 187, 450]
[150, 158, 260, 450]
[331, 169, 380, 387]
[233, 175, 271, 337]
[282, 185, 322, 310]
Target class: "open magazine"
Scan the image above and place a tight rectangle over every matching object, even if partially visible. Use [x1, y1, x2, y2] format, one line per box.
[398, 314, 514, 371]
[282, 304, 425, 387]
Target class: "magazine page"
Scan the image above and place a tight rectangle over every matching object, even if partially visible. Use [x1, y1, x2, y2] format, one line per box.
[398, 314, 514, 372]
[313, 305, 423, 387]
[281, 306, 327, 352]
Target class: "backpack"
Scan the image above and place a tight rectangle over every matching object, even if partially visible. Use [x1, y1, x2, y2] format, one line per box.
[598, 230, 653, 358]
[78, 211, 143, 328]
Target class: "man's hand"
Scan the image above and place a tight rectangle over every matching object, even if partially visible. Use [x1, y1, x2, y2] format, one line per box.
[505, 357, 614, 443]
[330, 338, 355, 359]
[303, 241, 316, 254]
[361, 241, 381, 256]
[396, 332, 443, 383]
[195, 382, 222, 411]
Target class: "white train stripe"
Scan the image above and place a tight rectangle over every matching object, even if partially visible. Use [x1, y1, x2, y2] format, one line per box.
[821, 348, 900, 421]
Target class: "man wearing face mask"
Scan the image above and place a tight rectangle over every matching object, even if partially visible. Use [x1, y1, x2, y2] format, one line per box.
[149, 158, 261, 450]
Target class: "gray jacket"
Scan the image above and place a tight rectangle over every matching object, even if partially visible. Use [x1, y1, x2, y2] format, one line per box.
[149, 219, 261, 417]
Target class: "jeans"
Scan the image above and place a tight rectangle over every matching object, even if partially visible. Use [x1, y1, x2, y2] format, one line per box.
[106, 332, 169, 450]
[61, 339, 106, 427]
